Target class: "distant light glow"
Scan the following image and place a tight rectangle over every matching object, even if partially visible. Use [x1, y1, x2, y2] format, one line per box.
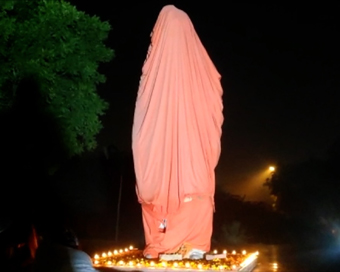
[269, 166, 275, 172]
[273, 262, 278, 270]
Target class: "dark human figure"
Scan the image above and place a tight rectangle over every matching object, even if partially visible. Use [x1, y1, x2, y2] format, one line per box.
[0, 217, 38, 272]
[32, 226, 99, 272]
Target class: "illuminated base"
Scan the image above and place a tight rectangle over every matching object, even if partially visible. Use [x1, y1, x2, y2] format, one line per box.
[92, 246, 258, 272]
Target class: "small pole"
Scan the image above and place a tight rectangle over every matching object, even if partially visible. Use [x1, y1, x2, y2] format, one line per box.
[115, 169, 123, 242]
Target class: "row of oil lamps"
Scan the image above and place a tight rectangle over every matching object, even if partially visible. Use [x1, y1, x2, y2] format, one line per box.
[92, 246, 259, 270]
[94, 247, 251, 259]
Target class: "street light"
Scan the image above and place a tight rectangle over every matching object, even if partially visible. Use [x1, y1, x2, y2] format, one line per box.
[269, 166, 275, 172]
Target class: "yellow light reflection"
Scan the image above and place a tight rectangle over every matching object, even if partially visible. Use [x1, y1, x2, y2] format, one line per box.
[240, 253, 258, 268]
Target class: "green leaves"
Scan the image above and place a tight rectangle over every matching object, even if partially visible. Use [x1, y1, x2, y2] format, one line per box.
[0, 0, 15, 11]
[0, 0, 114, 156]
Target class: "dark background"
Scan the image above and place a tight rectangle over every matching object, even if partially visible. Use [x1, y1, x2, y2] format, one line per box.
[3, 1, 339, 252]
[69, 1, 340, 202]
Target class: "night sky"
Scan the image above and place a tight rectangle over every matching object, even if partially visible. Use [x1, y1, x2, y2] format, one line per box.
[70, 1, 340, 202]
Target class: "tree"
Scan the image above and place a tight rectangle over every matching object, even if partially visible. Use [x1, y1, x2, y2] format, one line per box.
[219, 221, 247, 246]
[264, 157, 340, 246]
[0, 0, 114, 156]
[264, 160, 335, 218]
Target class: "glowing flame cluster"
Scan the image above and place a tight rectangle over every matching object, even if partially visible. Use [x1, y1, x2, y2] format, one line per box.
[92, 246, 258, 271]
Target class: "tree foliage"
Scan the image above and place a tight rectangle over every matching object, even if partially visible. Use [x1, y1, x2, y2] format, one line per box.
[264, 159, 340, 218]
[0, 0, 114, 155]
[264, 142, 340, 245]
[213, 189, 288, 244]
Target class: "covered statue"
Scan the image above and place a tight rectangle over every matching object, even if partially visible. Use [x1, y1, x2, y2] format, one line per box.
[132, 5, 223, 259]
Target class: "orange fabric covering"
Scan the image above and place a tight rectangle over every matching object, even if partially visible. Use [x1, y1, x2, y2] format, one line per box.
[132, 5, 223, 256]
